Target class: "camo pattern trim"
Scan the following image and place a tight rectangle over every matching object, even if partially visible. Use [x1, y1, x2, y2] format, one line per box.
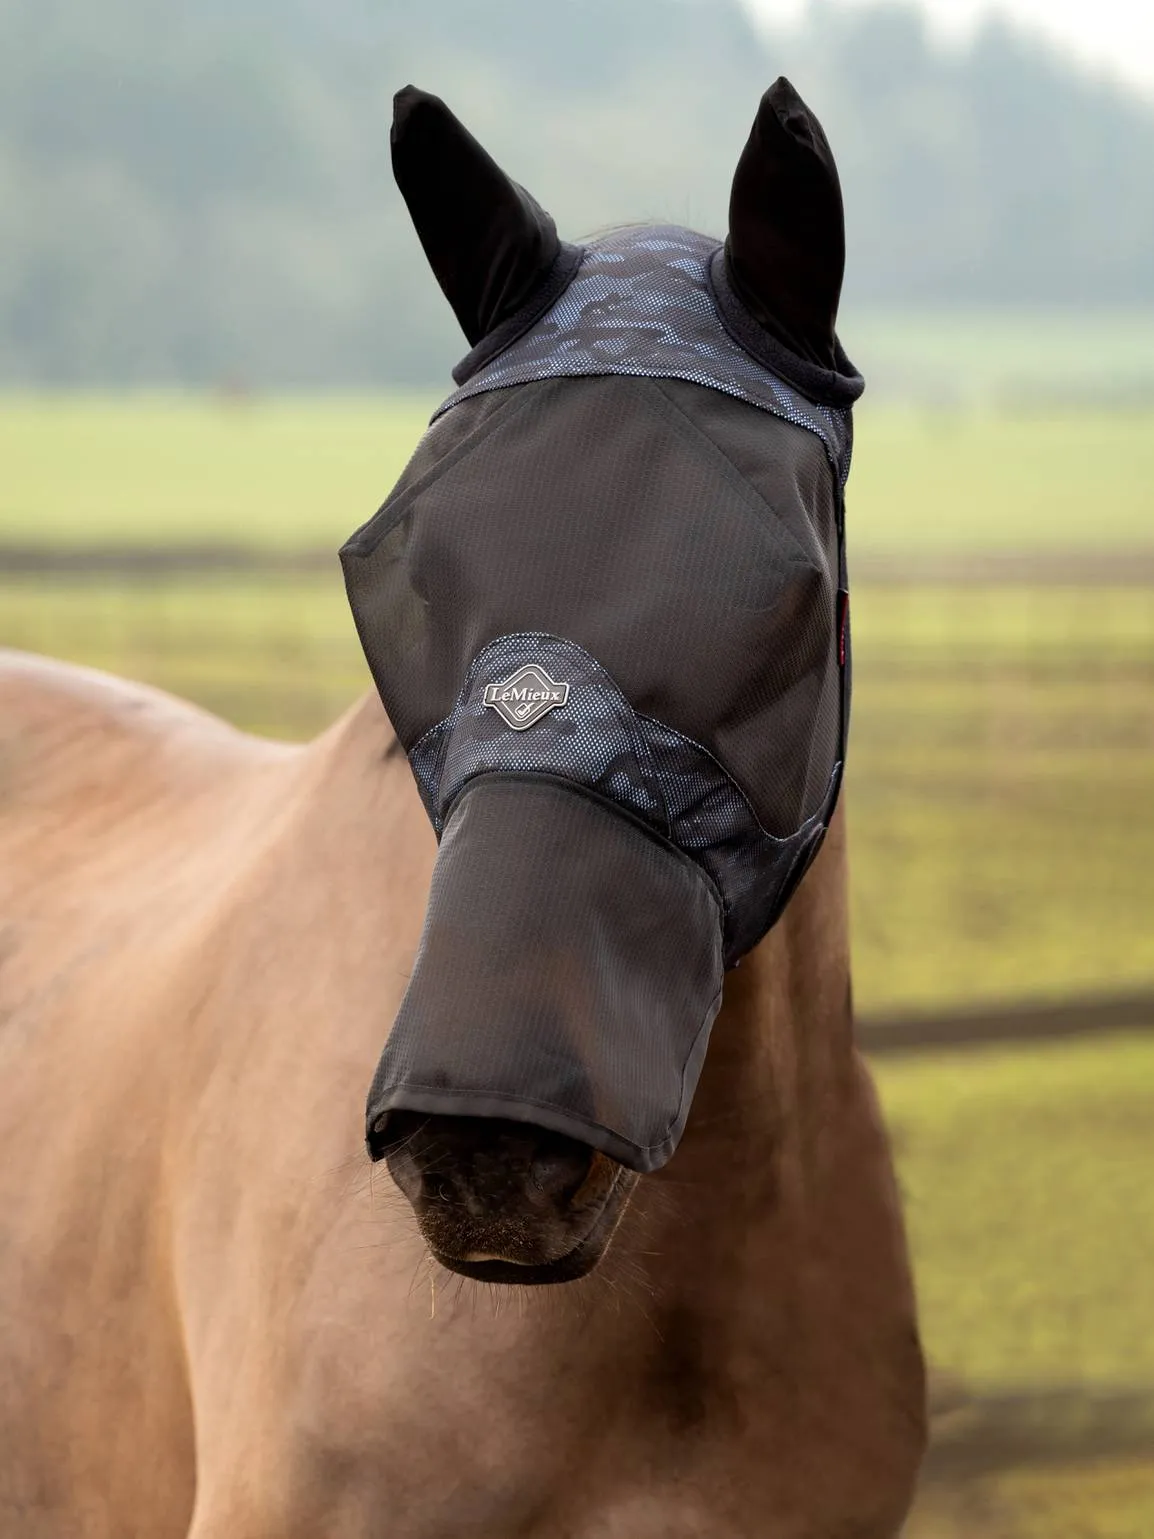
[433, 225, 853, 484]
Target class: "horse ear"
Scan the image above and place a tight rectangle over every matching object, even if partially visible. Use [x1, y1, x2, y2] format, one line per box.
[391, 86, 560, 347]
[726, 78, 846, 370]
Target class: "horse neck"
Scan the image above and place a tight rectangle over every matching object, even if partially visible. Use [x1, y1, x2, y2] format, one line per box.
[630, 808, 857, 1273]
[687, 806, 852, 1147]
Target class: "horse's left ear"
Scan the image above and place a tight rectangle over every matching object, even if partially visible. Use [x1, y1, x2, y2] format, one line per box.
[391, 86, 560, 346]
[726, 78, 846, 370]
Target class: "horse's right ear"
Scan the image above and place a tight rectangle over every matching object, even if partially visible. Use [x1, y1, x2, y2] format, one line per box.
[726, 78, 846, 371]
[391, 86, 560, 347]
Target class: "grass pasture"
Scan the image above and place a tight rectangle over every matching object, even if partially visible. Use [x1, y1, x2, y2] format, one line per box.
[850, 307, 1154, 413]
[850, 583, 1154, 1010]
[850, 404, 1154, 555]
[876, 1033, 1154, 1386]
[1, 392, 1153, 556]
[0, 393, 439, 551]
[886, 1033, 1154, 1538]
[2, 392, 1153, 1535]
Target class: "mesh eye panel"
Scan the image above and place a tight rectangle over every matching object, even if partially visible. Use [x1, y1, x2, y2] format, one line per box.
[342, 219, 857, 1171]
[343, 374, 844, 845]
[438, 226, 853, 486]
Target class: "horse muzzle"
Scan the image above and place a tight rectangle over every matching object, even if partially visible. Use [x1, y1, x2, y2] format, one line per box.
[365, 774, 726, 1181]
[378, 1107, 635, 1284]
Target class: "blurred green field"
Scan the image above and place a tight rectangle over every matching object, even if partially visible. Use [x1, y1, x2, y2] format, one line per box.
[851, 405, 1154, 554]
[886, 1034, 1154, 1538]
[0, 394, 438, 551]
[850, 308, 1154, 412]
[1, 392, 1153, 554]
[907, 1455, 1154, 1539]
[876, 1033, 1154, 1385]
[4, 574, 1149, 1014]
[850, 584, 1154, 1010]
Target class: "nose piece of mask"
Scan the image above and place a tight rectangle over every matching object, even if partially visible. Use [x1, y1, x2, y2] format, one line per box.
[366, 775, 725, 1174]
[343, 225, 858, 1173]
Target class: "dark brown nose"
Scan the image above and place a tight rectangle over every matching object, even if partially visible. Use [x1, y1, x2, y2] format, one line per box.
[378, 1111, 596, 1219]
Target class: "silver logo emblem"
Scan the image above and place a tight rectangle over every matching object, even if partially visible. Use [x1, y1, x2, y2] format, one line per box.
[483, 664, 571, 731]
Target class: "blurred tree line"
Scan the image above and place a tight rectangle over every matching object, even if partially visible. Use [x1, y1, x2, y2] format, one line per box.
[2, 0, 1152, 386]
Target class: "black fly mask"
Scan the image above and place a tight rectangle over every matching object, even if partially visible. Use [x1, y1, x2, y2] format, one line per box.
[342, 80, 862, 1174]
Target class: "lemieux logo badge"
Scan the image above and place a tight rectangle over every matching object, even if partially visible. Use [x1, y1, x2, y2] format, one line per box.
[483, 664, 571, 731]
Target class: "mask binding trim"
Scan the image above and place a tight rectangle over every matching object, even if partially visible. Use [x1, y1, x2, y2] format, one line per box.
[406, 630, 843, 966]
[435, 225, 855, 484]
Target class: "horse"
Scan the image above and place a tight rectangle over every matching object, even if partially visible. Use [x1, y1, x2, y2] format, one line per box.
[0, 79, 926, 1538]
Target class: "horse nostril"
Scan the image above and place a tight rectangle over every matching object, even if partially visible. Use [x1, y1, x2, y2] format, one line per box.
[529, 1145, 595, 1204]
[370, 1109, 423, 1160]
[377, 1112, 600, 1219]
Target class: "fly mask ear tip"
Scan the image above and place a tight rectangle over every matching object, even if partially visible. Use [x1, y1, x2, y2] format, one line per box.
[728, 78, 847, 367]
[762, 76, 823, 153]
[389, 85, 455, 171]
[388, 84, 561, 349]
[745, 76, 840, 179]
[392, 82, 429, 118]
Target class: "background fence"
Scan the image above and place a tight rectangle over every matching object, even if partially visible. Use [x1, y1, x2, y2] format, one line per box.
[6, 542, 1152, 1019]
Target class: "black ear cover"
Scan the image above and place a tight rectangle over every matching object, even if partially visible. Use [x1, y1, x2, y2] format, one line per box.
[391, 86, 561, 346]
[727, 78, 846, 371]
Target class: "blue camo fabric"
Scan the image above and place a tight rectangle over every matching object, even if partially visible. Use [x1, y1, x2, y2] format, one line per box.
[436, 225, 853, 484]
[409, 633, 833, 967]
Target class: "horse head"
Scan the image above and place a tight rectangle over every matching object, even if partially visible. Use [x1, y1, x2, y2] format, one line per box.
[341, 79, 861, 1284]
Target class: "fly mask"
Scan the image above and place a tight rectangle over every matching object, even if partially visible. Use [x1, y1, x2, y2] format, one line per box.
[342, 79, 862, 1176]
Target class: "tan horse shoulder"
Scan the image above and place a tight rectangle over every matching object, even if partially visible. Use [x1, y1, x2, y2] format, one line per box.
[0, 650, 301, 1066]
[0, 648, 286, 823]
